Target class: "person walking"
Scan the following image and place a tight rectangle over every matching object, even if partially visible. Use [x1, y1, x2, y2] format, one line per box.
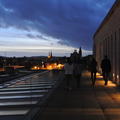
[64, 58, 73, 90]
[101, 56, 111, 85]
[73, 60, 82, 88]
[90, 57, 97, 86]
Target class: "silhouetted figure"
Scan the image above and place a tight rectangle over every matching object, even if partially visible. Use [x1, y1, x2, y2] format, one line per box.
[79, 47, 82, 58]
[90, 57, 97, 86]
[73, 60, 82, 88]
[64, 58, 73, 90]
[101, 56, 111, 85]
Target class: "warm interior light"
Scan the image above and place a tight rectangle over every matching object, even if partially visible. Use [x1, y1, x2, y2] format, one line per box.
[96, 72, 117, 87]
[107, 81, 116, 87]
[117, 75, 119, 79]
[96, 72, 103, 78]
[113, 73, 115, 77]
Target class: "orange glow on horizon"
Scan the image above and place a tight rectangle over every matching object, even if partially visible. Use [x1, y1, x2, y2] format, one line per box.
[48, 56, 51, 59]
[31, 63, 64, 70]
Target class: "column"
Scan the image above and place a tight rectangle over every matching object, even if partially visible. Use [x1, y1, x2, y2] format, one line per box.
[119, 29, 120, 85]
[116, 29, 120, 84]
[115, 32, 117, 82]
[111, 34, 113, 81]
[112, 32, 116, 82]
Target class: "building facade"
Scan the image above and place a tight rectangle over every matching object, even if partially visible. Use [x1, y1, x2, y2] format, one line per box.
[93, 0, 120, 84]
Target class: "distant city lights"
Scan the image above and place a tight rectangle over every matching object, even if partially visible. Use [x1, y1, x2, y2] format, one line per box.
[31, 63, 64, 70]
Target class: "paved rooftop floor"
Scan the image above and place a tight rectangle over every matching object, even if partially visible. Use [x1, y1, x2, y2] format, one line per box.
[35, 71, 120, 120]
[0, 71, 61, 120]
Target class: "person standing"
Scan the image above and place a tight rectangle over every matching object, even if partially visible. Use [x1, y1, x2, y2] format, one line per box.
[101, 56, 111, 85]
[64, 58, 73, 90]
[90, 57, 97, 86]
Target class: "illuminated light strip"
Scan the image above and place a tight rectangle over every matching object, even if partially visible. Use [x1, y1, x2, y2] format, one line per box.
[0, 101, 37, 106]
[9, 83, 54, 88]
[0, 110, 29, 115]
[0, 95, 44, 99]
[0, 90, 48, 95]
[0, 86, 52, 91]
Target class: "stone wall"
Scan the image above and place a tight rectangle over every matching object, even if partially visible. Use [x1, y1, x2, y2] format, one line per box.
[94, 2, 120, 84]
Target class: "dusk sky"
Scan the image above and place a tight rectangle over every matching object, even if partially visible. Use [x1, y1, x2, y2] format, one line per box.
[0, 0, 115, 57]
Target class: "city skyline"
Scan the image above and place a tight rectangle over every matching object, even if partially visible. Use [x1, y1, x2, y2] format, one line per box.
[0, 0, 115, 57]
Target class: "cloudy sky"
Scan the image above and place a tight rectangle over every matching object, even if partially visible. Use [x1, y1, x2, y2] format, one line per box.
[0, 0, 115, 57]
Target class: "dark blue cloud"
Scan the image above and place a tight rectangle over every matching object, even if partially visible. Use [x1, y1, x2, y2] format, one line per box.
[0, 0, 115, 50]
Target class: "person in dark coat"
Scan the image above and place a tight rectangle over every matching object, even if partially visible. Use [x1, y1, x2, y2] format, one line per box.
[90, 57, 97, 86]
[101, 56, 111, 85]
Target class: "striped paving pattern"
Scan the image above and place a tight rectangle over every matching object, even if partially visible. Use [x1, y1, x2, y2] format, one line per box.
[0, 71, 59, 120]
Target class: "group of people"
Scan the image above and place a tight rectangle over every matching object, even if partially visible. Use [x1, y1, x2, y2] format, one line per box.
[64, 55, 111, 90]
[64, 58, 82, 90]
[90, 55, 111, 86]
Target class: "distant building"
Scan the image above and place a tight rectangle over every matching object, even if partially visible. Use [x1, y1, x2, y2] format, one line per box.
[70, 47, 82, 63]
[93, 1, 120, 84]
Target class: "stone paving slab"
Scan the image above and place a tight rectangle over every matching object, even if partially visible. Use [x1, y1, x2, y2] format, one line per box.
[35, 72, 120, 120]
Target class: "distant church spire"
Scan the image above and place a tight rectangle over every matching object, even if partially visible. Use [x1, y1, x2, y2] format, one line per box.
[48, 51, 53, 59]
[50, 51, 52, 58]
